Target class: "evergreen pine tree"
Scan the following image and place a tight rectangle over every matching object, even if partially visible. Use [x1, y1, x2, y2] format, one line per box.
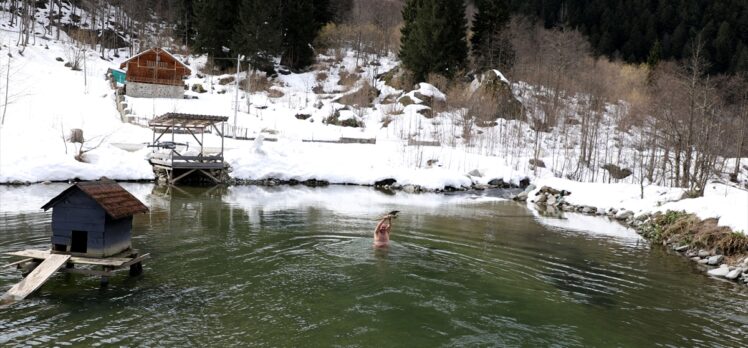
[714, 21, 732, 72]
[733, 44, 748, 73]
[646, 40, 662, 68]
[399, 0, 468, 82]
[193, 0, 241, 70]
[471, 0, 514, 73]
[279, 0, 330, 70]
[233, 0, 282, 74]
[174, 0, 196, 46]
[400, 0, 433, 81]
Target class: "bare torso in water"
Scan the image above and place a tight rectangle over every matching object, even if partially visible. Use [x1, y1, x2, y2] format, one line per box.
[374, 218, 391, 247]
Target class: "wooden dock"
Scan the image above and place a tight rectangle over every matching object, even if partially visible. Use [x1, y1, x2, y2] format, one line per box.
[2, 249, 149, 304]
[1, 254, 70, 304]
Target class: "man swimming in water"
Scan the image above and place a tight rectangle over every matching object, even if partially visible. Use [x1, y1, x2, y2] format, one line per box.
[374, 211, 399, 247]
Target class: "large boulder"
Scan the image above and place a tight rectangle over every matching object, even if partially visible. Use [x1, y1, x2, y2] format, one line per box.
[725, 268, 744, 280]
[707, 255, 724, 266]
[529, 159, 546, 168]
[337, 82, 380, 107]
[602, 164, 633, 180]
[707, 264, 730, 277]
[470, 70, 523, 121]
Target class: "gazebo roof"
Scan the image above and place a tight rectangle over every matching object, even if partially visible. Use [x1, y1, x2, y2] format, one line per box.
[41, 180, 149, 220]
[149, 113, 229, 129]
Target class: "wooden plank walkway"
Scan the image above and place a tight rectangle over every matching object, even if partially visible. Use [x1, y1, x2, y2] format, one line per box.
[1, 254, 70, 304]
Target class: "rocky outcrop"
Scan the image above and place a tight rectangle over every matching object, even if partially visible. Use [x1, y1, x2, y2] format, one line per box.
[529, 159, 546, 168]
[602, 164, 633, 180]
[471, 70, 523, 121]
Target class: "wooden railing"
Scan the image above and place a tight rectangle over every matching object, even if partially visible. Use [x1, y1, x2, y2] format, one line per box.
[172, 155, 224, 163]
[127, 75, 184, 86]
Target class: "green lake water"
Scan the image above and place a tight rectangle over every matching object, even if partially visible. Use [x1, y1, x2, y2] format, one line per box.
[1, 184, 747, 347]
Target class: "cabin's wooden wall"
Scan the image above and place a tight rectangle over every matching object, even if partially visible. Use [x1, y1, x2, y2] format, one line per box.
[125, 50, 189, 86]
[50, 191, 131, 257]
[103, 216, 133, 257]
[51, 191, 105, 253]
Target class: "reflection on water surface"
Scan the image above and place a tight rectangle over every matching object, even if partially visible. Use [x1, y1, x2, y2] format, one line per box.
[0, 184, 746, 347]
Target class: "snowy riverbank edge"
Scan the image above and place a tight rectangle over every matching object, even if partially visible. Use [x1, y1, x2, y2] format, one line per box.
[518, 179, 748, 286]
[3, 171, 746, 285]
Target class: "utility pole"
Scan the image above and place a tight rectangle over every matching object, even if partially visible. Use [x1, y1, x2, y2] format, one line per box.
[233, 54, 240, 139]
[83, 48, 88, 94]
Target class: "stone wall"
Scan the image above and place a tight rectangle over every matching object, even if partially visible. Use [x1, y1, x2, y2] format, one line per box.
[126, 81, 184, 99]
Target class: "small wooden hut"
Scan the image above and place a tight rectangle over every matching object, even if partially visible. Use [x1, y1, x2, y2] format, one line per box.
[119, 48, 191, 98]
[1, 181, 151, 303]
[41, 180, 149, 258]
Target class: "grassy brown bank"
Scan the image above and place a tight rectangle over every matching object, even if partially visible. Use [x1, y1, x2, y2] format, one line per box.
[631, 211, 748, 284]
[639, 211, 748, 256]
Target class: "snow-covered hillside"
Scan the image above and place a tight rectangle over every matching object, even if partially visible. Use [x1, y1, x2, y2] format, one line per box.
[0, 5, 745, 234]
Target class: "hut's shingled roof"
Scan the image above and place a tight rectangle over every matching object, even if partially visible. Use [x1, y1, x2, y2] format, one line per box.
[41, 180, 149, 219]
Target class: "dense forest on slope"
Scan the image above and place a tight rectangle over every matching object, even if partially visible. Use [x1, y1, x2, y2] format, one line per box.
[144, 0, 747, 75]
[509, 0, 748, 74]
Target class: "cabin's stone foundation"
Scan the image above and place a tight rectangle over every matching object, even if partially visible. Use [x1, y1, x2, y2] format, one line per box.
[126, 82, 184, 99]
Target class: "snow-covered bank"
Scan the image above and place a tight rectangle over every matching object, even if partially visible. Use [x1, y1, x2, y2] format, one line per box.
[227, 137, 528, 190]
[0, 126, 154, 183]
[526, 177, 747, 234]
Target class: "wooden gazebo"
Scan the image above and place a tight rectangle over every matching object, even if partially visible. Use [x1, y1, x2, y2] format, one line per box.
[148, 113, 230, 185]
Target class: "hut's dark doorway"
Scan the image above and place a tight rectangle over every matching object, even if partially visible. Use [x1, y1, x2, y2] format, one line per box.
[71, 231, 88, 253]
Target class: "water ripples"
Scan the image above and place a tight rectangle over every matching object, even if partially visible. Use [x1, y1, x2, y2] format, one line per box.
[1, 187, 747, 346]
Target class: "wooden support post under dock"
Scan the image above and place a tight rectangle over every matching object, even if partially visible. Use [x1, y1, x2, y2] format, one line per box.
[1, 254, 71, 304]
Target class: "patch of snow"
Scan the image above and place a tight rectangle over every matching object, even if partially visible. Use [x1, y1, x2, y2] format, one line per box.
[492, 69, 510, 84]
[529, 177, 747, 234]
[532, 211, 642, 242]
[416, 83, 446, 101]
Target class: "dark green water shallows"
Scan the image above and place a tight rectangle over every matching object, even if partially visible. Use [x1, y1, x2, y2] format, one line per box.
[1, 184, 747, 347]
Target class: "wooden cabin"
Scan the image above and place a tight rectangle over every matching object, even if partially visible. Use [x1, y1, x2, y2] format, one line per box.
[41, 180, 149, 258]
[119, 48, 191, 98]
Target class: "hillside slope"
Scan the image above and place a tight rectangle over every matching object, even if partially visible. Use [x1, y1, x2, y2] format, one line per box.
[0, 7, 745, 233]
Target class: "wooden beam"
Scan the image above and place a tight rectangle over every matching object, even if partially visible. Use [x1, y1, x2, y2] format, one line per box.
[199, 169, 221, 184]
[5, 249, 52, 260]
[212, 123, 224, 137]
[171, 169, 197, 184]
[120, 254, 150, 268]
[153, 126, 172, 143]
[173, 155, 223, 162]
[3, 258, 33, 268]
[185, 127, 203, 147]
